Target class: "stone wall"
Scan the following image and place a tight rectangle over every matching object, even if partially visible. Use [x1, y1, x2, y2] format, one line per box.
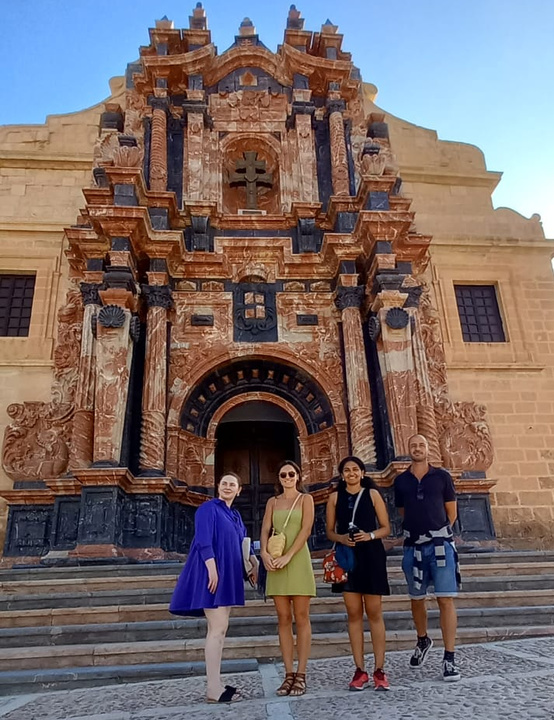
[0, 79, 125, 543]
[375, 95, 554, 542]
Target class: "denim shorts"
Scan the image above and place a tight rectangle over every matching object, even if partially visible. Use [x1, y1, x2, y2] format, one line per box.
[402, 542, 459, 599]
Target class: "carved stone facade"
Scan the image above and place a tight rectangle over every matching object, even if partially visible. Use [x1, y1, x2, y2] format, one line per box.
[1, 6, 553, 560]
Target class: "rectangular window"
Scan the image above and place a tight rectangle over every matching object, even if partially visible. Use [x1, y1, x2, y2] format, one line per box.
[454, 284, 506, 343]
[0, 274, 36, 337]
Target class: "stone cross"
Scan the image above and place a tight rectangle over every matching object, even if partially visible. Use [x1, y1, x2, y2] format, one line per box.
[229, 151, 273, 209]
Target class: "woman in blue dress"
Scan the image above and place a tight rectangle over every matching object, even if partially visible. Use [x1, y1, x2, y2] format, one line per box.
[170, 472, 257, 703]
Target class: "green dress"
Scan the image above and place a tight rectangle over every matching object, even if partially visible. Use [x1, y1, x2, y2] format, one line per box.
[266, 508, 316, 597]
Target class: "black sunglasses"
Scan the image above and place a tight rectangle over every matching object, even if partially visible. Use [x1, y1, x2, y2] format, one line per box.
[279, 471, 297, 479]
[416, 484, 424, 501]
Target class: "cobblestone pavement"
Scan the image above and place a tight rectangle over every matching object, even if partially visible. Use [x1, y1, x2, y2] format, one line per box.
[1, 637, 553, 720]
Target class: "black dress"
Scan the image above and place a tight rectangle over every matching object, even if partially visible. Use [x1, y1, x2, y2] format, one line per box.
[332, 488, 390, 596]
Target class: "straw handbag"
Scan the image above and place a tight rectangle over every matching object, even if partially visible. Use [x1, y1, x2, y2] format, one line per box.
[267, 494, 302, 558]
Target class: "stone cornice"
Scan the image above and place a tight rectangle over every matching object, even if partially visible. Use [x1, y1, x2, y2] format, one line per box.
[0, 152, 92, 171]
[401, 167, 502, 190]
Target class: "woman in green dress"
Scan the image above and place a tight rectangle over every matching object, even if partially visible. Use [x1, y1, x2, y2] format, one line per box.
[260, 460, 316, 697]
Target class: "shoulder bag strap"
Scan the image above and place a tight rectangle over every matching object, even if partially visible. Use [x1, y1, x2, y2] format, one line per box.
[282, 493, 303, 530]
[351, 488, 365, 525]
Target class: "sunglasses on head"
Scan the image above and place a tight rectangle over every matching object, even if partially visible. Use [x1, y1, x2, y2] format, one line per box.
[279, 471, 297, 479]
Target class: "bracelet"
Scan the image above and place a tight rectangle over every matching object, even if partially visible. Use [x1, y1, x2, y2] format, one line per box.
[369, 531, 375, 541]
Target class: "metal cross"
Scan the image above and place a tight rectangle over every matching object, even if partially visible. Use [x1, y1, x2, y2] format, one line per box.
[229, 151, 273, 210]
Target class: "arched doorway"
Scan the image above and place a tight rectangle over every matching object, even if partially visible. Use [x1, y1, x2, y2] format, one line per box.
[215, 400, 300, 540]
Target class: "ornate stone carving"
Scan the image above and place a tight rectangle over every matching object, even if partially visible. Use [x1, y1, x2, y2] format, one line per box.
[360, 139, 386, 176]
[150, 106, 168, 191]
[385, 307, 409, 329]
[142, 284, 173, 309]
[113, 144, 143, 168]
[98, 305, 126, 328]
[2, 402, 73, 480]
[368, 315, 381, 341]
[334, 286, 364, 310]
[328, 107, 350, 196]
[419, 281, 494, 471]
[129, 315, 141, 343]
[81, 283, 103, 306]
[52, 287, 84, 405]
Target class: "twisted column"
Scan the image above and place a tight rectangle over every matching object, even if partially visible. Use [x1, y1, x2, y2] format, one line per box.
[335, 285, 377, 464]
[69, 283, 101, 469]
[149, 100, 168, 192]
[139, 284, 172, 474]
[327, 99, 350, 196]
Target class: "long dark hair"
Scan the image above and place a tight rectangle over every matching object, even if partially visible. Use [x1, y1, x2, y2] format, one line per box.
[275, 459, 305, 495]
[337, 455, 380, 493]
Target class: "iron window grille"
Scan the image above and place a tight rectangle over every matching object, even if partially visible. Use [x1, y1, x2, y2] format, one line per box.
[454, 284, 506, 343]
[0, 274, 36, 337]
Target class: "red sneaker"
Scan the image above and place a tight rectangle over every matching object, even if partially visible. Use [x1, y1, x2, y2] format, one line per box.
[373, 668, 390, 691]
[349, 668, 369, 691]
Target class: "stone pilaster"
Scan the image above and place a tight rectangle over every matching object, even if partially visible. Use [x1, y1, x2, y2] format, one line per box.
[335, 284, 377, 465]
[372, 290, 418, 457]
[139, 283, 172, 475]
[69, 283, 102, 469]
[149, 98, 168, 192]
[327, 97, 349, 196]
[410, 310, 442, 464]
[93, 289, 135, 466]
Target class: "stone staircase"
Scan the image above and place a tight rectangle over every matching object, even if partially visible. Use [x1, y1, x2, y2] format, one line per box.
[0, 550, 553, 695]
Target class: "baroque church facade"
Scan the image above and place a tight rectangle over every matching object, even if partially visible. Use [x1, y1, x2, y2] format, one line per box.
[0, 6, 553, 561]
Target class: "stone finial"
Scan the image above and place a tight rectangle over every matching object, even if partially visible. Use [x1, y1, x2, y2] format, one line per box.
[287, 4, 304, 30]
[239, 17, 256, 36]
[155, 16, 174, 30]
[189, 2, 207, 30]
[321, 19, 338, 33]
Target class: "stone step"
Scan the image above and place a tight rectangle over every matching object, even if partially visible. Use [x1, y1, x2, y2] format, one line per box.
[0, 658, 259, 696]
[1, 589, 552, 629]
[2, 550, 554, 582]
[3, 561, 554, 597]
[1, 573, 553, 612]
[1, 625, 554, 674]
[1, 605, 553, 650]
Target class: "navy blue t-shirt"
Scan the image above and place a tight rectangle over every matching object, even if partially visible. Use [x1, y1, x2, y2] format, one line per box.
[394, 465, 456, 535]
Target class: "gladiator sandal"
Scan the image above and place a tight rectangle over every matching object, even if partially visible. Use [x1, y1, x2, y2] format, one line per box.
[289, 672, 306, 696]
[276, 673, 296, 696]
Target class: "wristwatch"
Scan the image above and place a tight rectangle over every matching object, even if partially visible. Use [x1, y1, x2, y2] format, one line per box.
[369, 532, 375, 541]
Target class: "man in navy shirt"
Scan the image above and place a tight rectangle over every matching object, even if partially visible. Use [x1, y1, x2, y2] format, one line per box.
[394, 434, 461, 681]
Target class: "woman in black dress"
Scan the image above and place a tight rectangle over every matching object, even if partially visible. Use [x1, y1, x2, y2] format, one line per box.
[326, 455, 391, 691]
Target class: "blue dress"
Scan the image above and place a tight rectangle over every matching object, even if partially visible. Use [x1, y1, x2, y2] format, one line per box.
[169, 498, 248, 617]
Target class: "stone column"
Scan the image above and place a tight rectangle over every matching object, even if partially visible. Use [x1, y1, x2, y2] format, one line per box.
[327, 98, 349, 196]
[372, 290, 418, 457]
[335, 285, 377, 465]
[69, 283, 101, 469]
[93, 289, 135, 466]
[150, 99, 168, 192]
[139, 284, 172, 475]
[411, 310, 442, 464]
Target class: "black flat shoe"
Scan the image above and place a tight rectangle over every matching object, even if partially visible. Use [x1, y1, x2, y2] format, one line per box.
[207, 685, 240, 703]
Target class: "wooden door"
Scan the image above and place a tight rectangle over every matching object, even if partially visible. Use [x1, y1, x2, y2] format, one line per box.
[215, 421, 297, 540]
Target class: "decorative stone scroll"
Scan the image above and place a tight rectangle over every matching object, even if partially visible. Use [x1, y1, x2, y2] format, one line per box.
[149, 99, 168, 191]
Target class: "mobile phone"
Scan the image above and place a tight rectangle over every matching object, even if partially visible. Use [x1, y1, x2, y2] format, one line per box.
[348, 524, 359, 541]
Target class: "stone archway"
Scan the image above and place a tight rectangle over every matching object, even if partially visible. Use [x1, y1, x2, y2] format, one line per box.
[168, 357, 348, 490]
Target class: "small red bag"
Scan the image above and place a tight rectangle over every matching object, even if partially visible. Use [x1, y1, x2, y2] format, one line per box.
[322, 549, 348, 584]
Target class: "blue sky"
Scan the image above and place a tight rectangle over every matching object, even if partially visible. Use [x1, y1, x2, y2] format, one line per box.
[1, 0, 553, 239]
